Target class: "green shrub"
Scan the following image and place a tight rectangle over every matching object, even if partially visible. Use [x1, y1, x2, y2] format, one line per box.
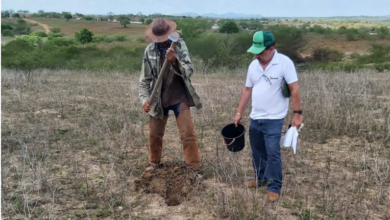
[1, 39, 33, 57]
[46, 37, 77, 46]
[311, 48, 344, 62]
[305, 62, 363, 72]
[346, 32, 358, 41]
[145, 19, 152, 25]
[357, 44, 390, 64]
[309, 25, 326, 34]
[219, 21, 240, 34]
[137, 37, 146, 43]
[172, 18, 211, 39]
[374, 63, 390, 72]
[30, 30, 47, 37]
[14, 35, 43, 47]
[270, 25, 306, 62]
[92, 35, 108, 43]
[47, 32, 65, 40]
[337, 26, 347, 34]
[378, 26, 389, 39]
[75, 28, 94, 44]
[1, 23, 13, 31]
[2, 29, 14, 36]
[14, 19, 31, 35]
[187, 33, 252, 70]
[349, 52, 361, 59]
[50, 27, 61, 33]
[112, 34, 126, 42]
[248, 20, 263, 31]
[2, 48, 44, 73]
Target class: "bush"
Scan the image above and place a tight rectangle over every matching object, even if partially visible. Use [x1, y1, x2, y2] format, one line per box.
[47, 37, 77, 46]
[92, 35, 108, 43]
[357, 44, 390, 64]
[346, 32, 358, 41]
[305, 62, 363, 72]
[137, 37, 146, 43]
[309, 25, 326, 34]
[50, 27, 61, 33]
[2, 29, 14, 36]
[1, 39, 145, 72]
[311, 48, 345, 62]
[378, 26, 389, 39]
[374, 63, 390, 72]
[112, 34, 126, 42]
[219, 21, 240, 34]
[270, 25, 306, 62]
[1, 39, 34, 57]
[13, 19, 31, 35]
[75, 28, 94, 44]
[30, 30, 47, 37]
[187, 33, 252, 70]
[172, 18, 211, 39]
[1, 41, 43, 73]
[349, 52, 361, 60]
[1, 23, 13, 31]
[14, 35, 43, 47]
[247, 20, 263, 31]
[337, 26, 347, 34]
[47, 32, 65, 40]
[145, 19, 153, 25]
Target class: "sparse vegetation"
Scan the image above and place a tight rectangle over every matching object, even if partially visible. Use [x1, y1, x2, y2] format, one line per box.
[1, 68, 389, 219]
[1, 13, 390, 220]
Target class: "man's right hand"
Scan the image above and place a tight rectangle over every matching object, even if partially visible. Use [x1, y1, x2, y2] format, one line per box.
[143, 101, 152, 113]
[233, 113, 242, 127]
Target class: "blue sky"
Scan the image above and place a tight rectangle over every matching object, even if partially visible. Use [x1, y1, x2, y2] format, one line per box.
[1, 0, 389, 17]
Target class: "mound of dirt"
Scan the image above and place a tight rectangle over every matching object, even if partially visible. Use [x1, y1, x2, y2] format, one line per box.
[134, 162, 204, 206]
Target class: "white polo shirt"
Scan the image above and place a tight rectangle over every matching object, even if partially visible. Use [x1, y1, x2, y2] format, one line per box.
[245, 50, 298, 120]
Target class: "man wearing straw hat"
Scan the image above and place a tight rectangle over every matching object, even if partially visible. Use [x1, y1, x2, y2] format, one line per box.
[233, 30, 302, 201]
[139, 18, 202, 172]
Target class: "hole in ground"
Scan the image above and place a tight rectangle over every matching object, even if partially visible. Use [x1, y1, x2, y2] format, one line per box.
[135, 161, 204, 206]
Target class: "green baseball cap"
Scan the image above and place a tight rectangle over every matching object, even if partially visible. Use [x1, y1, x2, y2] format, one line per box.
[247, 31, 275, 54]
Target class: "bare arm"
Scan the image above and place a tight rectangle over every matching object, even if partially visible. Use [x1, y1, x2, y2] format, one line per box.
[288, 82, 302, 128]
[233, 87, 252, 126]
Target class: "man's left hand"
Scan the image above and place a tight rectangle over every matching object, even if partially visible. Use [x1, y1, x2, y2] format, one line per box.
[291, 113, 302, 129]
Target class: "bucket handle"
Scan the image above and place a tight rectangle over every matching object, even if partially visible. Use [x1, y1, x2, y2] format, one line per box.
[223, 138, 235, 146]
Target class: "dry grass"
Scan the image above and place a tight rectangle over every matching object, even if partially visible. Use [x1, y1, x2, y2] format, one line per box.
[1, 67, 390, 219]
[19, 17, 147, 38]
[301, 34, 390, 57]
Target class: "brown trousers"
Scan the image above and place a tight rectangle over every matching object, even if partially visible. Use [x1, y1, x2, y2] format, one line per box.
[148, 106, 201, 170]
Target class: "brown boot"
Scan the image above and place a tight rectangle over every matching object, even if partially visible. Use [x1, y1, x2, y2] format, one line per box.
[247, 181, 258, 188]
[267, 191, 279, 202]
[149, 115, 168, 165]
[247, 181, 267, 188]
[176, 104, 201, 170]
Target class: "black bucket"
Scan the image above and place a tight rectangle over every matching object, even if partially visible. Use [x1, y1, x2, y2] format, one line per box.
[221, 123, 246, 152]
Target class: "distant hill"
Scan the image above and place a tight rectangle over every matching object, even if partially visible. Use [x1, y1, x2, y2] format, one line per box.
[175, 12, 263, 19]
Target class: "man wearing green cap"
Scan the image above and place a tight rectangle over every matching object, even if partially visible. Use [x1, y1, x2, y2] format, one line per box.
[233, 31, 302, 202]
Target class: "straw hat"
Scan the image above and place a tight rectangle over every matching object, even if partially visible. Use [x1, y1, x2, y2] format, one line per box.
[144, 18, 177, 43]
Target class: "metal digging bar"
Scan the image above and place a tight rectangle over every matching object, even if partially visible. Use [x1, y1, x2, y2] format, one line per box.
[148, 31, 180, 104]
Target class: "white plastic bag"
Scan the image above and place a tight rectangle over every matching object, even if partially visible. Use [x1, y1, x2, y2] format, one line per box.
[281, 124, 304, 154]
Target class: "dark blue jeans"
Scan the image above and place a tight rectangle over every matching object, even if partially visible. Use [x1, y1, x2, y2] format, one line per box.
[249, 118, 284, 194]
[163, 103, 181, 117]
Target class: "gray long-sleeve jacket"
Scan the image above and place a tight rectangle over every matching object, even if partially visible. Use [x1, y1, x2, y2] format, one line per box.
[139, 39, 202, 119]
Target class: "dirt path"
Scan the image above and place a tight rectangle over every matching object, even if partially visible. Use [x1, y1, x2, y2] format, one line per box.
[23, 18, 50, 34]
